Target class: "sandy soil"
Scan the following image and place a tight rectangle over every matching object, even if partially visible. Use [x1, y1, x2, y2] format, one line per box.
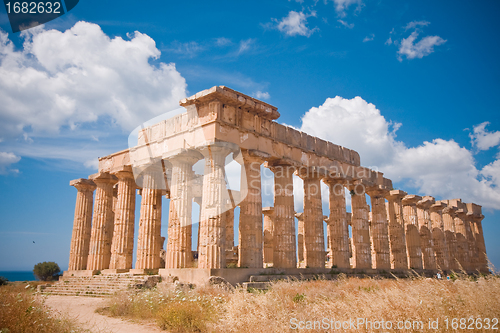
[44, 295, 163, 333]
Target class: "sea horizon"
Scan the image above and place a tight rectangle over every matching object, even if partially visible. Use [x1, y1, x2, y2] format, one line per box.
[0, 271, 37, 282]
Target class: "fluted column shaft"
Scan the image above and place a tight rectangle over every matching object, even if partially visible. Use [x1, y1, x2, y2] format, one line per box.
[465, 213, 479, 271]
[301, 174, 325, 268]
[198, 145, 231, 269]
[69, 179, 96, 271]
[271, 164, 296, 268]
[87, 172, 118, 271]
[325, 179, 350, 268]
[262, 207, 274, 265]
[430, 203, 450, 270]
[455, 209, 471, 271]
[442, 206, 459, 270]
[135, 168, 163, 270]
[385, 190, 408, 269]
[417, 197, 436, 270]
[109, 170, 136, 270]
[473, 215, 488, 273]
[238, 152, 263, 268]
[166, 154, 199, 269]
[349, 183, 372, 269]
[367, 188, 391, 270]
[402, 195, 423, 270]
[226, 207, 235, 260]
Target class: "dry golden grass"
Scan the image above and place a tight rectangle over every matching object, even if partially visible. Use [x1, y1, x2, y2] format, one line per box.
[0, 282, 86, 333]
[100, 275, 500, 332]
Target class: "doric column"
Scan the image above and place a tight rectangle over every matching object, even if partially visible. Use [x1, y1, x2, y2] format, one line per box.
[464, 211, 479, 271]
[68, 178, 96, 271]
[416, 196, 436, 270]
[442, 205, 460, 271]
[385, 190, 408, 270]
[87, 172, 118, 271]
[135, 163, 164, 270]
[262, 207, 274, 265]
[402, 195, 423, 270]
[109, 167, 137, 270]
[225, 206, 235, 262]
[269, 162, 296, 268]
[474, 215, 488, 273]
[455, 207, 471, 271]
[238, 150, 265, 268]
[165, 151, 200, 269]
[295, 212, 305, 265]
[430, 202, 449, 271]
[198, 145, 233, 269]
[298, 167, 325, 269]
[324, 178, 350, 268]
[366, 186, 391, 270]
[349, 181, 372, 269]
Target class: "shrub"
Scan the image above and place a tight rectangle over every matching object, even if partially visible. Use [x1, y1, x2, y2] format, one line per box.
[0, 276, 8, 286]
[156, 300, 209, 332]
[33, 262, 60, 281]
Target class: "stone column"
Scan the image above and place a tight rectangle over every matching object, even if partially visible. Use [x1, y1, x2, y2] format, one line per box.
[474, 215, 488, 273]
[366, 186, 391, 270]
[442, 206, 459, 271]
[87, 172, 118, 271]
[68, 178, 96, 271]
[324, 178, 350, 269]
[109, 167, 137, 270]
[238, 150, 264, 268]
[295, 212, 305, 265]
[455, 207, 471, 271]
[464, 211, 479, 271]
[262, 207, 274, 266]
[198, 145, 232, 269]
[416, 197, 436, 270]
[430, 202, 449, 271]
[225, 206, 235, 262]
[385, 190, 408, 270]
[298, 168, 325, 269]
[135, 164, 164, 270]
[402, 195, 423, 270]
[349, 181, 372, 269]
[269, 162, 296, 268]
[165, 152, 200, 269]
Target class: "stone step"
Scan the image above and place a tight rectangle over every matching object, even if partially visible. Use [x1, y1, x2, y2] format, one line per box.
[249, 273, 337, 282]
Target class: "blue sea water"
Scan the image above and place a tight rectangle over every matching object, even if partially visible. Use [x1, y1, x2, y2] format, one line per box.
[0, 271, 37, 282]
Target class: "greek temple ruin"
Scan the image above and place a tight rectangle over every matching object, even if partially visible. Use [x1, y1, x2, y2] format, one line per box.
[65, 86, 489, 284]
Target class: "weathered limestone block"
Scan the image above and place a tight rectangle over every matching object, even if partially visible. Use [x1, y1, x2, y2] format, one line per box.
[430, 202, 450, 271]
[165, 151, 201, 269]
[298, 168, 325, 268]
[467, 203, 488, 273]
[324, 178, 350, 269]
[198, 144, 233, 269]
[269, 162, 296, 268]
[262, 207, 275, 265]
[464, 211, 479, 271]
[442, 205, 460, 271]
[69, 178, 96, 271]
[385, 190, 408, 270]
[135, 164, 164, 270]
[349, 181, 372, 269]
[402, 195, 423, 270]
[366, 186, 391, 270]
[416, 196, 437, 270]
[238, 150, 265, 268]
[87, 172, 118, 271]
[455, 208, 471, 271]
[109, 167, 137, 270]
[295, 212, 305, 265]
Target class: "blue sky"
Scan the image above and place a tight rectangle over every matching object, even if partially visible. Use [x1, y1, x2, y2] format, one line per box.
[0, 0, 499, 271]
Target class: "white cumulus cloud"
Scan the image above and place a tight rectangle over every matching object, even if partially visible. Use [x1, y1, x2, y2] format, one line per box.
[275, 11, 317, 37]
[254, 91, 270, 100]
[397, 31, 447, 61]
[0, 152, 20, 174]
[331, 0, 363, 17]
[470, 121, 500, 151]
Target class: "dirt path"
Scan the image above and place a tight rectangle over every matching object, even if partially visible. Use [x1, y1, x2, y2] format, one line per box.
[44, 295, 163, 333]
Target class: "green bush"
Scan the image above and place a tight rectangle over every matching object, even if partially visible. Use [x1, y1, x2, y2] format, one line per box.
[0, 276, 8, 286]
[33, 262, 60, 281]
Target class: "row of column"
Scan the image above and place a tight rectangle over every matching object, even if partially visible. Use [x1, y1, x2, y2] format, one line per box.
[69, 148, 488, 273]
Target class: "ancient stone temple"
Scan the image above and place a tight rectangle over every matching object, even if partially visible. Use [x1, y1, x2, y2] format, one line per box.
[66, 86, 489, 284]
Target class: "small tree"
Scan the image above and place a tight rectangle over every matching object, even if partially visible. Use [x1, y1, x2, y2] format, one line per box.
[0, 276, 8, 286]
[33, 262, 61, 281]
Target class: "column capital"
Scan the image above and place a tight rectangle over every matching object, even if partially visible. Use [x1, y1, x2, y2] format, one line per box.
[162, 148, 203, 165]
[198, 142, 238, 159]
[456, 208, 468, 217]
[264, 159, 297, 172]
[294, 212, 304, 221]
[385, 189, 407, 201]
[442, 206, 457, 216]
[295, 166, 327, 180]
[430, 201, 447, 212]
[417, 196, 435, 209]
[239, 149, 270, 164]
[70, 178, 96, 191]
[366, 185, 390, 198]
[262, 206, 275, 216]
[89, 172, 118, 185]
[402, 194, 422, 206]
